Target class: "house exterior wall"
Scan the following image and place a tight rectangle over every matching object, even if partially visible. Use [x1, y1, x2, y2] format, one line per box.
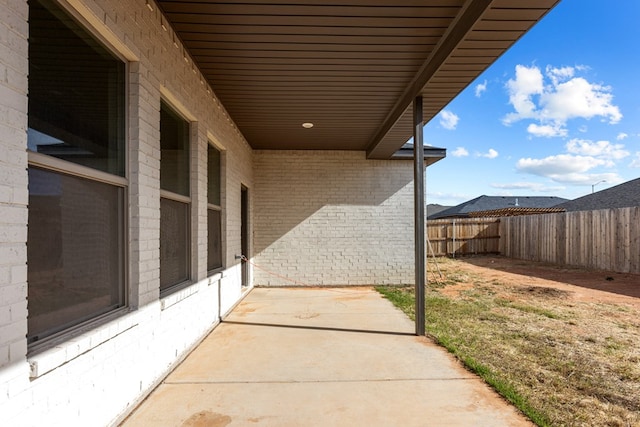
[253, 150, 416, 286]
[0, 0, 253, 425]
[1, 0, 421, 424]
[0, 0, 30, 416]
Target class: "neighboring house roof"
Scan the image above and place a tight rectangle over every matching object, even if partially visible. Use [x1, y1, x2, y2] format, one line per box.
[428, 195, 569, 219]
[555, 178, 640, 212]
[427, 204, 452, 218]
[467, 207, 565, 218]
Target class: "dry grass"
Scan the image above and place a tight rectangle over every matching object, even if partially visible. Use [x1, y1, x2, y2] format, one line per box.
[377, 256, 640, 427]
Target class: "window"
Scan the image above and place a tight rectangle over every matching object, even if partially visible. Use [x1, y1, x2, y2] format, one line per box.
[160, 102, 191, 292]
[208, 145, 223, 271]
[27, 168, 125, 342]
[27, 0, 126, 344]
[28, 0, 125, 176]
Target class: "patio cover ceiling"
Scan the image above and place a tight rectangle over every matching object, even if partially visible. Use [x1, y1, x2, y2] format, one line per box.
[157, 0, 560, 159]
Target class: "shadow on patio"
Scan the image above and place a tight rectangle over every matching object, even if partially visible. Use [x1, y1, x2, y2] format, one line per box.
[120, 287, 533, 427]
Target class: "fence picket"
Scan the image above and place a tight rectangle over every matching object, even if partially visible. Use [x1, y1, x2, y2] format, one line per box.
[427, 218, 500, 257]
[429, 207, 639, 274]
[498, 207, 640, 274]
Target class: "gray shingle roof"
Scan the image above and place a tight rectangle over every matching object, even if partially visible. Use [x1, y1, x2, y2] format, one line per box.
[428, 195, 569, 219]
[426, 204, 452, 218]
[554, 178, 640, 212]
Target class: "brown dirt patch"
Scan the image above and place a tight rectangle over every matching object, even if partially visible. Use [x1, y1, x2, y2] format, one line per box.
[431, 255, 640, 306]
[181, 411, 231, 427]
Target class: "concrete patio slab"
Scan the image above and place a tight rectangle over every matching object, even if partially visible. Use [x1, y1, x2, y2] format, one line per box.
[120, 287, 533, 426]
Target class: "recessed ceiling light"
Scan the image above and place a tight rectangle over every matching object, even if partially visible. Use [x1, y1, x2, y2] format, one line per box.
[302, 122, 314, 129]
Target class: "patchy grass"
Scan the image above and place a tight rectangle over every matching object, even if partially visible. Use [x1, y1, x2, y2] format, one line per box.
[376, 256, 640, 427]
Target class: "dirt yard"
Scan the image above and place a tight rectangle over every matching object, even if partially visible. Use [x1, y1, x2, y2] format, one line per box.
[437, 255, 640, 305]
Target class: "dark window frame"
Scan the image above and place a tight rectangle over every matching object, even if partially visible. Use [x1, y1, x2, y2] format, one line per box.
[27, 0, 126, 177]
[207, 144, 223, 273]
[159, 101, 192, 295]
[26, 0, 128, 348]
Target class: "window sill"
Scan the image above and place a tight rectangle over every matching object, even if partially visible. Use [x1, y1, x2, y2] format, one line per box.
[28, 310, 138, 379]
[160, 282, 199, 311]
[208, 271, 223, 284]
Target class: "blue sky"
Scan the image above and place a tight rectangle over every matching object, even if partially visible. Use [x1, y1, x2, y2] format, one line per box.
[424, 0, 640, 206]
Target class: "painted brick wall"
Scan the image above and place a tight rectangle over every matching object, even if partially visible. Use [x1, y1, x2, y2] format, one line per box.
[253, 150, 416, 286]
[0, 0, 253, 425]
[0, 0, 30, 405]
[0, 0, 419, 424]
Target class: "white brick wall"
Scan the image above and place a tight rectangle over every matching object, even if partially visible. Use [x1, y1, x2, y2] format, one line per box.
[253, 150, 416, 286]
[1, 0, 419, 424]
[0, 0, 253, 425]
[0, 0, 28, 372]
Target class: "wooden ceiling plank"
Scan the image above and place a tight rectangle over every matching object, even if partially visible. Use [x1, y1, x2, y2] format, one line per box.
[204, 70, 415, 78]
[491, 0, 558, 7]
[184, 41, 437, 53]
[473, 20, 536, 31]
[190, 49, 428, 59]
[181, 33, 443, 45]
[203, 74, 414, 83]
[197, 55, 424, 63]
[160, 0, 464, 6]
[160, 4, 461, 19]
[172, 23, 449, 37]
[166, 14, 453, 28]
[486, 8, 553, 21]
[464, 30, 525, 40]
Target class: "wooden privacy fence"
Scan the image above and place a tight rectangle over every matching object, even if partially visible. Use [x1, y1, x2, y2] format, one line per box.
[500, 207, 640, 274]
[427, 218, 500, 256]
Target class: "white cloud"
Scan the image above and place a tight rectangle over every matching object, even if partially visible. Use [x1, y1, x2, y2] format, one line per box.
[452, 147, 469, 157]
[439, 110, 459, 130]
[475, 80, 487, 97]
[565, 138, 629, 160]
[617, 132, 628, 140]
[491, 182, 540, 190]
[546, 65, 575, 85]
[477, 148, 498, 159]
[629, 152, 640, 168]
[503, 65, 543, 123]
[486, 148, 499, 159]
[527, 123, 567, 138]
[541, 77, 622, 123]
[542, 172, 623, 186]
[516, 154, 625, 186]
[516, 154, 607, 176]
[503, 64, 622, 137]
[515, 135, 630, 188]
[491, 182, 565, 193]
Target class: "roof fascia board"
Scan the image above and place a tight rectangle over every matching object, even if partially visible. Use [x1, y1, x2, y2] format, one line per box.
[366, 0, 493, 159]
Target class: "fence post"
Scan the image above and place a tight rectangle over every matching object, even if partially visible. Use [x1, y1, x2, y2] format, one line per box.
[452, 218, 456, 258]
